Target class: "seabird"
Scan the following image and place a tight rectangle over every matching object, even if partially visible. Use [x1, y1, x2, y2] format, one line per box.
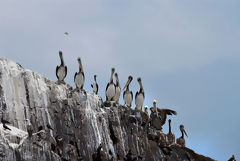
[150, 100, 177, 126]
[91, 75, 98, 95]
[135, 77, 145, 111]
[167, 119, 175, 145]
[113, 73, 121, 103]
[176, 124, 188, 147]
[25, 119, 33, 137]
[64, 32, 69, 35]
[56, 51, 67, 83]
[228, 155, 236, 161]
[105, 68, 116, 102]
[144, 106, 150, 120]
[74, 57, 85, 90]
[122, 76, 133, 108]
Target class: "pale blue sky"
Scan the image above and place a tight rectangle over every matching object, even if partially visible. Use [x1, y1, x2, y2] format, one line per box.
[0, 0, 239, 160]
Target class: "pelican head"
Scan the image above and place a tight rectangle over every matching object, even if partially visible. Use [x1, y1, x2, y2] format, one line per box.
[114, 73, 118, 77]
[111, 68, 115, 74]
[169, 119, 171, 123]
[77, 57, 81, 62]
[123, 75, 133, 90]
[128, 76, 133, 81]
[94, 75, 97, 80]
[144, 106, 148, 112]
[137, 77, 141, 82]
[180, 124, 188, 138]
[153, 99, 157, 106]
[59, 51, 63, 57]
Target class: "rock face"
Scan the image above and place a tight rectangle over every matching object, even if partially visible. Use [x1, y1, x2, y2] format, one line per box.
[0, 57, 215, 161]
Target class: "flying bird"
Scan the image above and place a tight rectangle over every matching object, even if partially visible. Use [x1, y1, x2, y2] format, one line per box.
[64, 32, 69, 35]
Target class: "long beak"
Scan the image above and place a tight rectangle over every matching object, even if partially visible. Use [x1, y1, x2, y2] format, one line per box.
[78, 58, 83, 72]
[123, 79, 130, 90]
[183, 129, 188, 138]
[59, 51, 64, 65]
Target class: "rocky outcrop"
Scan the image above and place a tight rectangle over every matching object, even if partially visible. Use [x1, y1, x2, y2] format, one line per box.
[0, 57, 215, 161]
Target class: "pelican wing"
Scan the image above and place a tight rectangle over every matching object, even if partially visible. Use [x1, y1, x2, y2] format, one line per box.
[161, 109, 177, 115]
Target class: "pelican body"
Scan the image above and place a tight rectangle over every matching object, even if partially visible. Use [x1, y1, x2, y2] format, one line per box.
[150, 100, 177, 126]
[176, 124, 188, 147]
[74, 57, 85, 90]
[167, 119, 175, 145]
[123, 76, 133, 107]
[113, 73, 121, 103]
[56, 51, 67, 82]
[135, 77, 145, 111]
[106, 68, 116, 101]
[25, 119, 33, 137]
[91, 75, 98, 94]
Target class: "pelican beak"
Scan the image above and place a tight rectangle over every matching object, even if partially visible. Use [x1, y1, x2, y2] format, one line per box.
[183, 129, 188, 138]
[123, 79, 130, 90]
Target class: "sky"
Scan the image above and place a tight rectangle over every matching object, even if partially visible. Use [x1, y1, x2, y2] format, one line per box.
[0, 0, 240, 160]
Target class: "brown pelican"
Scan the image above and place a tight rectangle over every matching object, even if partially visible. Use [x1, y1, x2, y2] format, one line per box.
[167, 119, 175, 145]
[228, 155, 236, 161]
[135, 77, 145, 111]
[91, 75, 98, 95]
[144, 106, 150, 119]
[176, 124, 188, 147]
[105, 68, 116, 102]
[150, 100, 177, 126]
[56, 51, 67, 83]
[74, 57, 85, 90]
[123, 76, 133, 107]
[25, 119, 33, 137]
[113, 73, 121, 103]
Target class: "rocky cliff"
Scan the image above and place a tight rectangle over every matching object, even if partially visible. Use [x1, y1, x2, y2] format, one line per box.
[0, 57, 215, 161]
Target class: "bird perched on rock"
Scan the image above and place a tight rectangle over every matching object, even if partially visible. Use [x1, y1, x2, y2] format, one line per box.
[74, 57, 85, 90]
[113, 73, 121, 104]
[228, 155, 236, 161]
[167, 119, 175, 145]
[56, 51, 67, 83]
[122, 76, 133, 108]
[106, 68, 116, 102]
[176, 124, 188, 147]
[150, 100, 177, 126]
[135, 77, 145, 111]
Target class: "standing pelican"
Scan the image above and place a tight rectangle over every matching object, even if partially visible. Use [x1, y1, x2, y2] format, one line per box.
[150, 100, 177, 126]
[91, 75, 98, 95]
[56, 51, 67, 83]
[135, 77, 145, 111]
[167, 119, 175, 145]
[105, 68, 116, 102]
[25, 119, 33, 137]
[176, 125, 188, 147]
[113, 73, 121, 103]
[122, 76, 133, 107]
[74, 57, 85, 90]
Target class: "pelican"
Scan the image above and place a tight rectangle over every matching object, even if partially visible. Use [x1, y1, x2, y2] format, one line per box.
[113, 73, 121, 103]
[150, 100, 177, 126]
[144, 106, 150, 119]
[176, 124, 188, 147]
[105, 68, 116, 102]
[228, 155, 236, 161]
[74, 57, 85, 90]
[91, 75, 98, 95]
[56, 51, 67, 83]
[135, 77, 144, 111]
[167, 119, 175, 145]
[122, 76, 133, 107]
[25, 119, 33, 137]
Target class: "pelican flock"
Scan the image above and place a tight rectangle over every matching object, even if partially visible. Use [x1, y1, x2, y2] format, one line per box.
[54, 51, 194, 148]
